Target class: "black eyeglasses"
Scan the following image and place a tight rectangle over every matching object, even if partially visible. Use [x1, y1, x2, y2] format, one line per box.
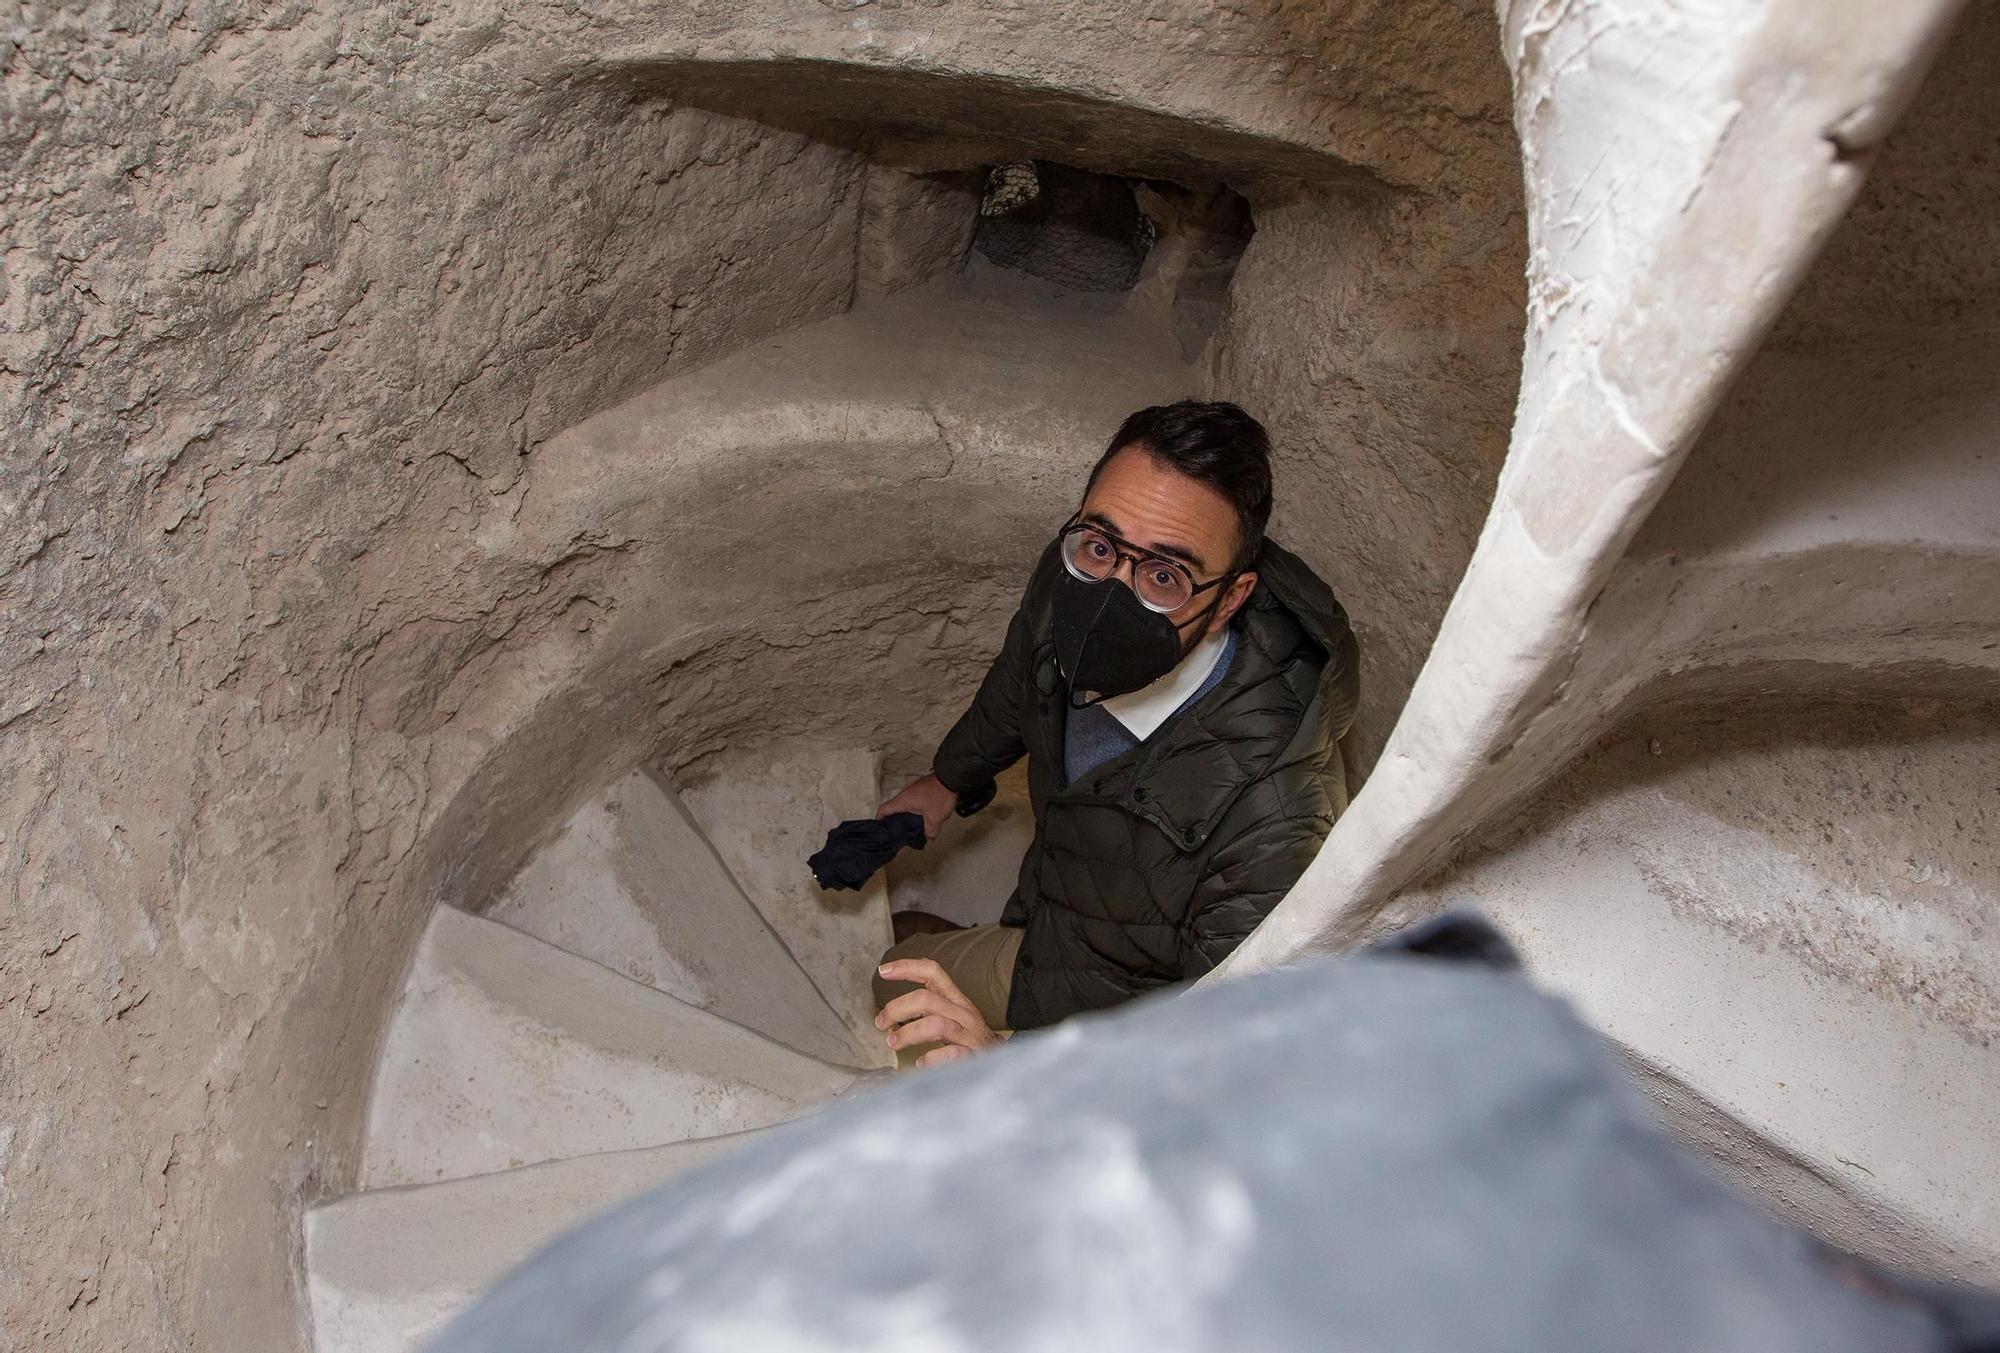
[1058, 518, 1232, 614]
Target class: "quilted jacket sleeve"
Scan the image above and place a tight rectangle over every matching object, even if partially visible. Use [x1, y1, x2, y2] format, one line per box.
[931, 544, 1058, 800]
[931, 601, 1031, 798]
[1321, 620, 1362, 745]
[1180, 805, 1335, 980]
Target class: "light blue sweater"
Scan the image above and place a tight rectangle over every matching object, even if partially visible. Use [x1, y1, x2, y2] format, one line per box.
[1062, 626, 1238, 787]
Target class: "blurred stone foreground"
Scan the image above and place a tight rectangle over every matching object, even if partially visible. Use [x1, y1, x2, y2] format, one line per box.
[433, 918, 1998, 1353]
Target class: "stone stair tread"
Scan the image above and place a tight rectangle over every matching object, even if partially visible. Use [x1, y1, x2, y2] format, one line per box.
[487, 766, 861, 1067]
[885, 761, 1032, 928]
[358, 907, 855, 1189]
[308, 1132, 747, 1353]
[678, 744, 896, 1067]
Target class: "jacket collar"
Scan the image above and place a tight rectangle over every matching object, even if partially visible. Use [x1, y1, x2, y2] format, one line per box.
[1043, 540, 1337, 849]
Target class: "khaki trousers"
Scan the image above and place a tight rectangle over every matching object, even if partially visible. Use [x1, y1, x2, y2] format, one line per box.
[872, 923, 1022, 1070]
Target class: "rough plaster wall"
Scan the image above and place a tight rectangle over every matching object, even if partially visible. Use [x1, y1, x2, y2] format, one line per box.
[1219, 183, 1524, 770]
[1213, 3, 1526, 771]
[1399, 701, 2000, 1278]
[0, 4, 956, 1344]
[0, 1, 1568, 1347]
[1375, 10, 2000, 1277]
[1221, 0, 1967, 980]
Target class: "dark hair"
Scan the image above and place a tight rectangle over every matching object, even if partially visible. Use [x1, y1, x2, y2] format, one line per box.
[1087, 400, 1274, 571]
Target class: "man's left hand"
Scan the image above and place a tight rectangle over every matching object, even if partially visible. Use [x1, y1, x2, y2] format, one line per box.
[875, 958, 999, 1067]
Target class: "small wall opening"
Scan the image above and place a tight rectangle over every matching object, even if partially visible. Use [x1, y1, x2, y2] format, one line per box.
[966, 159, 1254, 358]
[974, 161, 1157, 290]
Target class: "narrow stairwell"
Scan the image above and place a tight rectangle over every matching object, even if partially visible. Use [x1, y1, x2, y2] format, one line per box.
[305, 751, 896, 1352]
[679, 744, 899, 1060]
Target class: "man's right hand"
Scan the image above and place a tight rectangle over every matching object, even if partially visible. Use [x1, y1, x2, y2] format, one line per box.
[877, 772, 959, 842]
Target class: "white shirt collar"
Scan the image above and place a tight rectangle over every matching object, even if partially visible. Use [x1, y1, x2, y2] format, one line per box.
[1097, 625, 1232, 742]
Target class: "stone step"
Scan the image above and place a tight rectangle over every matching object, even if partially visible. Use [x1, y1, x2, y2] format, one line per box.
[679, 745, 897, 1067]
[358, 906, 855, 1189]
[307, 1134, 747, 1353]
[884, 761, 1032, 929]
[487, 766, 860, 1067]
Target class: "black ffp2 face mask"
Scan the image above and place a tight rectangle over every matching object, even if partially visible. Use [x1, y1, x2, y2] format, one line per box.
[1051, 569, 1223, 707]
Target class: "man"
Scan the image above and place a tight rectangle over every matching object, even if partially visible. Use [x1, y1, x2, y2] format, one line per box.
[872, 400, 1360, 1068]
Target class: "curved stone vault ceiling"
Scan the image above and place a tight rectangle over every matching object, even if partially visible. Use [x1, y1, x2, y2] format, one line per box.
[1220, 0, 1997, 1285]
[585, 0, 1506, 192]
[1, 2, 1523, 1346]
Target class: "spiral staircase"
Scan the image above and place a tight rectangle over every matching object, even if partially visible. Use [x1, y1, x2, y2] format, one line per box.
[302, 747, 905, 1353]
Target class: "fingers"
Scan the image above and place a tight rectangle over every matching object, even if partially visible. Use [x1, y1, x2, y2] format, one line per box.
[886, 1013, 973, 1051]
[874, 987, 965, 1032]
[877, 774, 942, 823]
[874, 955, 1000, 1065]
[876, 774, 955, 836]
[875, 957, 973, 1010]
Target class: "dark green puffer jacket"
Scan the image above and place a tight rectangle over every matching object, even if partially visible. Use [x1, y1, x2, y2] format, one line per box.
[932, 538, 1360, 1030]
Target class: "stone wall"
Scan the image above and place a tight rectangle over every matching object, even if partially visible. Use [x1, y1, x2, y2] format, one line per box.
[1360, 3, 2000, 1280]
[1194, 1, 1527, 772]
[1, 6, 916, 1346]
[1401, 698, 2000, 1278]
[1217, 170, 1525, 772]
[0, 1, 1530, 1346]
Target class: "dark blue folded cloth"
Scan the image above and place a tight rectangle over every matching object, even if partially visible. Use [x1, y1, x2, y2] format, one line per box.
[807, 812, 927, 891]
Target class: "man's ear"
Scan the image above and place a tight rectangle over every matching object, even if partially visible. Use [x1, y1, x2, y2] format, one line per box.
[1212, 570, 1257, 634]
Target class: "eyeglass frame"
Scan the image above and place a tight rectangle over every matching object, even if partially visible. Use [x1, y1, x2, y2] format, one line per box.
[1056, 515, 1240, 617]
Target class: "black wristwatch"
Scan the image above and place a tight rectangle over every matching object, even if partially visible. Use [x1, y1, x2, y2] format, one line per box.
[953, 779, 998, 818]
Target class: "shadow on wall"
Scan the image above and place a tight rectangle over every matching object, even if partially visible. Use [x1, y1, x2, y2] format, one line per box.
[1631, 0, 2000, 572]
[592, 54, 1380, 195]
[1593, 0, 2000, 718]
[971, 160, 1256, 360]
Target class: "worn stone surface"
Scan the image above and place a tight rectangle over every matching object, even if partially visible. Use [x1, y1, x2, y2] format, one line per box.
[676, 744, 895, 1064]
[855, 166, 982, 301]
[432, 949, 1954, 1353]
[487, 767, 859, 1066]
[356, 906, 854, 1190]
[1222, 1, 1976, 960]
[0, 8, 938, 1346]
[1400, 702, 2000, 1279]
[20, 0, 1994, 1344]
[590, 0, 1493, 195]
[306, 1133, 745, 1353]
[1213, 0, 1994, 1285]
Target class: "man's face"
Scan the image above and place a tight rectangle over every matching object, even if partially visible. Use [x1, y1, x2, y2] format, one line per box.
[1075, 446, 1259, 641]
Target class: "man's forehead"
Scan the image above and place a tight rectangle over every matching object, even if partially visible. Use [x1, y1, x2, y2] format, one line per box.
[1079, 449, 1238, 571]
